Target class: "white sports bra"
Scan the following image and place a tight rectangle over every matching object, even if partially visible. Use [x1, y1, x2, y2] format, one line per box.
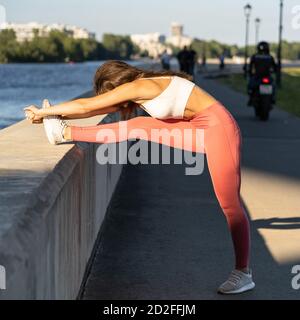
[136, 76, 195, 119]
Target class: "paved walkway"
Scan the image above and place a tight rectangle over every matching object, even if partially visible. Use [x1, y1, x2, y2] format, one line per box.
[80, 74, 300, 300]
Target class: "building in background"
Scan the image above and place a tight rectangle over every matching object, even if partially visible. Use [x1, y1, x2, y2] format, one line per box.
[130, 32, 168, 58]
[166, 22, 193, 48]
[0, 22, 96, 42]
[131, 23, 193, 58]
[170, 23, 183, 37]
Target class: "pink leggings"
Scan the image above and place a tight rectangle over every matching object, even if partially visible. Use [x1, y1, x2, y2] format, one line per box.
[71, 102, 250, 269]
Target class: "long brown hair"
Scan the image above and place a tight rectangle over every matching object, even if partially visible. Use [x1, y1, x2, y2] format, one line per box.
[93, 60, 193, 120]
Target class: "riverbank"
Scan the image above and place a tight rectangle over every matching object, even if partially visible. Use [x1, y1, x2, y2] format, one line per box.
[0, 58, 156, 129]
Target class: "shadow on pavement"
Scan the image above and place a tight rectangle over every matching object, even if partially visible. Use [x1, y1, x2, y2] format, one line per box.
[253, 217, 300, 230]
[81, 146, 299, 300]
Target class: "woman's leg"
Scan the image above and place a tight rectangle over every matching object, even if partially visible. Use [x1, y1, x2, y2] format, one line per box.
[71, 111, 250, 267]
[70, 116, 205, 153]
[204, 122, 250, 270]
[71, 112, 249, 267]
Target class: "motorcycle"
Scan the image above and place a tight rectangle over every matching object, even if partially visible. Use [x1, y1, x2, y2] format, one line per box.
[249, 76, 274, 121]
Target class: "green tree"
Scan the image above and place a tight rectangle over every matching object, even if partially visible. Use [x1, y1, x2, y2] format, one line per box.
[0, 29, 18, 63]
[102, 33, 136, 59]
[1, 27, 298, 63]
[80, 38, 106, 60]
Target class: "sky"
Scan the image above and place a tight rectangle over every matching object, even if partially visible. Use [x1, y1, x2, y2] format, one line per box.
[0, 0, 299, 46]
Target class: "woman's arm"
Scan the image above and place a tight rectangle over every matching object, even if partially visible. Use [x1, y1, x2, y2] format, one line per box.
[61, 105, 122, 119]
[26, 80, 143, 118]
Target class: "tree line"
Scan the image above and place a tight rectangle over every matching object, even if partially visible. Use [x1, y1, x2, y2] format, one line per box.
[0, 29, 139, 63]
[190, 38, 300, 61]
[0, 28, 299, 63]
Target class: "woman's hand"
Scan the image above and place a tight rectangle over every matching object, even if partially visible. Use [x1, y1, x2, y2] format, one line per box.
[24, 105, 43, 124]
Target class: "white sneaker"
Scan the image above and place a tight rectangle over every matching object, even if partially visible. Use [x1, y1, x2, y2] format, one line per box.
[42, 99, 68, 145]
[217, 269, 255, 294]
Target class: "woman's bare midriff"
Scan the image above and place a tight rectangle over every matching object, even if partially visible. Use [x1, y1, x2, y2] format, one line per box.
[134, 77, 219, 120]
[183, 85, 218, 120]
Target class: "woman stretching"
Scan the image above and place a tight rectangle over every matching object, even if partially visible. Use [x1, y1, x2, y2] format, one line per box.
[24, 60, 254, 294]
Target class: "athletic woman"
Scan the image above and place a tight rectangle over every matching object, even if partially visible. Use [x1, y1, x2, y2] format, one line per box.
[24, 60, 255, 294]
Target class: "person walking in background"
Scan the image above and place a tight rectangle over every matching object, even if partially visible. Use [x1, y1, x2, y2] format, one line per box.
[160, 49, 171, 70]
[201, 53, 207, 72]
[177, 46, 189, 73]
[25, 60, 255, 295]
[187, 46, 197, 77]
[219, 52, 226, 70]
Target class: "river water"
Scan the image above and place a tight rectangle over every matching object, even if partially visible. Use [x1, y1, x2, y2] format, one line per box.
[0, 60, 141, 129]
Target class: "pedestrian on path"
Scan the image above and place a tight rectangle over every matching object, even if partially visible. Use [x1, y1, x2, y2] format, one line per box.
[187, 46, 197, 77]
[160, 49, 171, 71]
[177, 46, 189, 73]
[219, 52, 226, 70]
[201, 53, 207, 71]
[25, 60, 255, 295]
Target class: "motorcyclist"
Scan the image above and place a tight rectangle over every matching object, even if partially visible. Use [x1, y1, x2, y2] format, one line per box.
[247, 41, 277, 106]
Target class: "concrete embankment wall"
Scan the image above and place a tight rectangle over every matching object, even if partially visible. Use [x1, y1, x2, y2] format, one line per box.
[0, 62, 154, 299]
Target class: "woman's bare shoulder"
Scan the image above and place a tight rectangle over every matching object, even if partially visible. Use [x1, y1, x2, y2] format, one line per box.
[130, 77, 166, 100]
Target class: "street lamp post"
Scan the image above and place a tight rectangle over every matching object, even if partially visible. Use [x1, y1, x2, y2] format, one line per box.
[277, 0, 283, 87]
[255, 18, 261, 45]
[244, 4, 252, 77]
